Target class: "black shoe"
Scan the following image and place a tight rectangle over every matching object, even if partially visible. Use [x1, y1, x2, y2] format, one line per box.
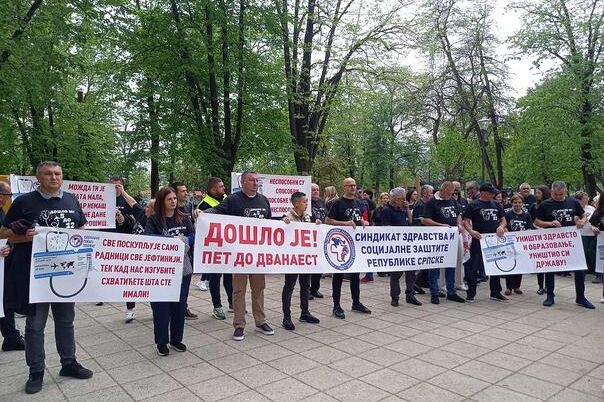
[413, 285, 426, 295]
[430, 295, 440, 304]
[438, 291, 446, 297]
[255, 323, 275, 335]
[406, 295, 422, 306]
[377, 273, 387, 277]
[446, 294, 466, 303]
[490, 293, 508, 302]
[185, 308, 198, 320]
[2, 335, 25, 351]
[592, 275, 602, 284]
[157, 344, 170, 356]
[59, 360, 93, 379]
[233, 328, 245, 341]
[351, 303, 371, 314]
[391, 298, 399, 307]
[300, 312, 320, 324]
[466, 296, 475, 303]
[25, 372, 44, 394]
[333, 306, 345, 319]
[95, 302, 104, 306]
[536, 288, 545, 295]
[308, 294, 314, 300]
[170, 342, 187, 352]
[282, 317, 295, 330]
[311, 291, 324, 298]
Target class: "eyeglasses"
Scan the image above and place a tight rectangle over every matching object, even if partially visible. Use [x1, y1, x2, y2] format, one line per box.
[344, 184, 357, 187]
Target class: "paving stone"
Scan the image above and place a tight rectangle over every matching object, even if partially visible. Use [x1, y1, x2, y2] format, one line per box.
[256, 377, 317, 401]
[324, 379, 390, 402]
[397, 382, 464, 402]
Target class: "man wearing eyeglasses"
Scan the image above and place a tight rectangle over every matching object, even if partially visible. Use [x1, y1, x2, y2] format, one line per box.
[519, 183, 536, 211]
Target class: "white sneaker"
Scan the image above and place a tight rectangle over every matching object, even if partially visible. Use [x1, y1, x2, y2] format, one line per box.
[456, 283, 468, 291]
[125, 310, 136, 323]
[600, 298, 604, 304]
[197, 280, 208, 291]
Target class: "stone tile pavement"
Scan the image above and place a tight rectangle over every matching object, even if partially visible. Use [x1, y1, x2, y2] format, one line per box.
[2, 274, 604, 401]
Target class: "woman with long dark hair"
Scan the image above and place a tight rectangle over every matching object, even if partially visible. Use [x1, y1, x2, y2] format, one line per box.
[530, 185, 551, 295]
[145, 187, 194, 356]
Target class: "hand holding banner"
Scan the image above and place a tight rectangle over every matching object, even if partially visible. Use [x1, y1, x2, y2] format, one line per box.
[194, 214, 458, 274]
[480, 227, 587, 276]
[30, 227, 184, 303]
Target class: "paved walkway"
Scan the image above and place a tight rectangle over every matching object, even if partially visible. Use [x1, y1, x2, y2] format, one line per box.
[1, 274, 604, 402]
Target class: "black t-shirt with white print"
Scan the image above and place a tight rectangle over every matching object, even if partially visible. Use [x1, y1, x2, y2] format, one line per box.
[534, 197, 583, 227]
[213, 191, 272, 219]
[144, 214, 194, 237]
[423, 197, 460, 227]
[463, 199, 504, 234]
[327, 197, 364, 226]
[505, 210, 534, 232]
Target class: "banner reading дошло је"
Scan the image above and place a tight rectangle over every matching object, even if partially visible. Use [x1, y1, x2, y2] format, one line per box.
[230, 173, 311, 218]
[29, 227, 184, 303]
[9, 175, 117, 229]
[480, 226, 587, 276]
[193, 214, 458, 274]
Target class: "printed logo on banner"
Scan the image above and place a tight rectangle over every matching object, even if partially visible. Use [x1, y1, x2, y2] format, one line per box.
[324, 228, 355, 270]
[483, 235, 517, 272]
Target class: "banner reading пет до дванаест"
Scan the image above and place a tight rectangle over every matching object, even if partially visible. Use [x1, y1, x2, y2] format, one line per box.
[480, 226, 587, 276]
[194, 214, 458, 274]
[30, 227, 185, 303]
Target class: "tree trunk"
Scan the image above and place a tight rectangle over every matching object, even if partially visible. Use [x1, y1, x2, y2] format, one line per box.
[0, 0, 44, 68]
[148, 95, 160, 196]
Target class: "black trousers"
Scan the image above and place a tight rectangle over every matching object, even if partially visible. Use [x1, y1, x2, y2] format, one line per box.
[209, 273, 233, 308]
[415, 270, 429, 288]
[390, 271, 416, 300]
[310, 274, 321, 293]
[545, 271, 585, 298]
[126, 302, 135, 310]
[282, 274, 310, 318]
[537, 273, 544, 289]
[150, 274, 191, 345]
[332, 273, 360, 307]
[505, 274, 522, 290]
[0, 309, 21, 341]
[466, 239, 502, 298]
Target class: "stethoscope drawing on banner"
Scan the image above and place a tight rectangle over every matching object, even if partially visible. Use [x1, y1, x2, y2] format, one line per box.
[32, 229, 94, 298]
[483, 234, 518, 273]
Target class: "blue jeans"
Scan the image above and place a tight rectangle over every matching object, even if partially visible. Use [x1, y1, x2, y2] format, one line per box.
[429, 268, 456, 296]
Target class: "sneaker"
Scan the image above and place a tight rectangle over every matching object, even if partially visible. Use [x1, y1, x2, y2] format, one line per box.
[430, 295, 440, 304]
[333, 306, 345, 319]
[391, 298, 399, 307]
[282, 317, 295, 331]
[466, 296, 475, 303]
[95, 302, 104, 306]
[406, 295, 422, 306]
[59, 360, 93, 379]
[490, 293, 508, 302]
[413, 285, 426, 295]
[351, 303, 371, 314]
[185, 308, 198, 320]
[456, 283, 468, 291]
[592, 275, 602, 284]
[25, 372, 44, 394]
[504, 289, 512, 296]
[125, 309, 135, 323]
[308, 294, 314, 300]
[233, 328, 245, 341]
[446, 294, 466, 303]
[310, 291, 324, 298]
[537, 288, 545, 295]
[600, 298, 604, 304]
[299, 312, 320, 324]
[437, 291, 446, 297]
[360, 276, 373, 283]
[576, 298, 595, 309]
[170, 342, 187, 352]
[212, 307, 226, 320]
[197, 280, 209, 291]
[543, 295, 555, 307]
[157, 344, 170, 356]
[513, 288, 523, 295]
[255, 323, 274, 335]
[2, 335, 25, 351]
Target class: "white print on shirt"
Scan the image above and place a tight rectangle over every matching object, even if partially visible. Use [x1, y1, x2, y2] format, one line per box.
[163, 226, 188, 236]
[441, 206, 458, 219]
[509, 219, 528, 231]
[39, 209, 77, 228]
[480, 208, 499, 221]
[345, 208, 362, 223]
[552, 209, 574, 224]
[243, 208, 267, 219]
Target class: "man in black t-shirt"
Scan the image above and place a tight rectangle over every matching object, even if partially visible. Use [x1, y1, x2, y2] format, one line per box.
[422, 182, 466, 304]
[519, 182, 537, 211]
[0, 161, 92, 394]
[110, 176, 134, 234]
[462, 183, 507, 302]
[413, 185, 433, 291]
[326, 177, 371, 319]
[309, 183, 326, 298]
[211, 171, 275, 341]
[534, 181, 594, 309]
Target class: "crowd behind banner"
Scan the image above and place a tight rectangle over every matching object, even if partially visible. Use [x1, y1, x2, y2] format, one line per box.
[0, 161, 602, 395]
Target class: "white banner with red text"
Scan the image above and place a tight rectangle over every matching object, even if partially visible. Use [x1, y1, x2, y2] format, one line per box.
[10, 175, 117, 229]
[0, 239, 6, 318]
[230, 173, 311, 217]
[29, 227, 184, 303]
[480, 227, 587, 276]
[194, 214, 458, 274]
[596, 233, 604, 273]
